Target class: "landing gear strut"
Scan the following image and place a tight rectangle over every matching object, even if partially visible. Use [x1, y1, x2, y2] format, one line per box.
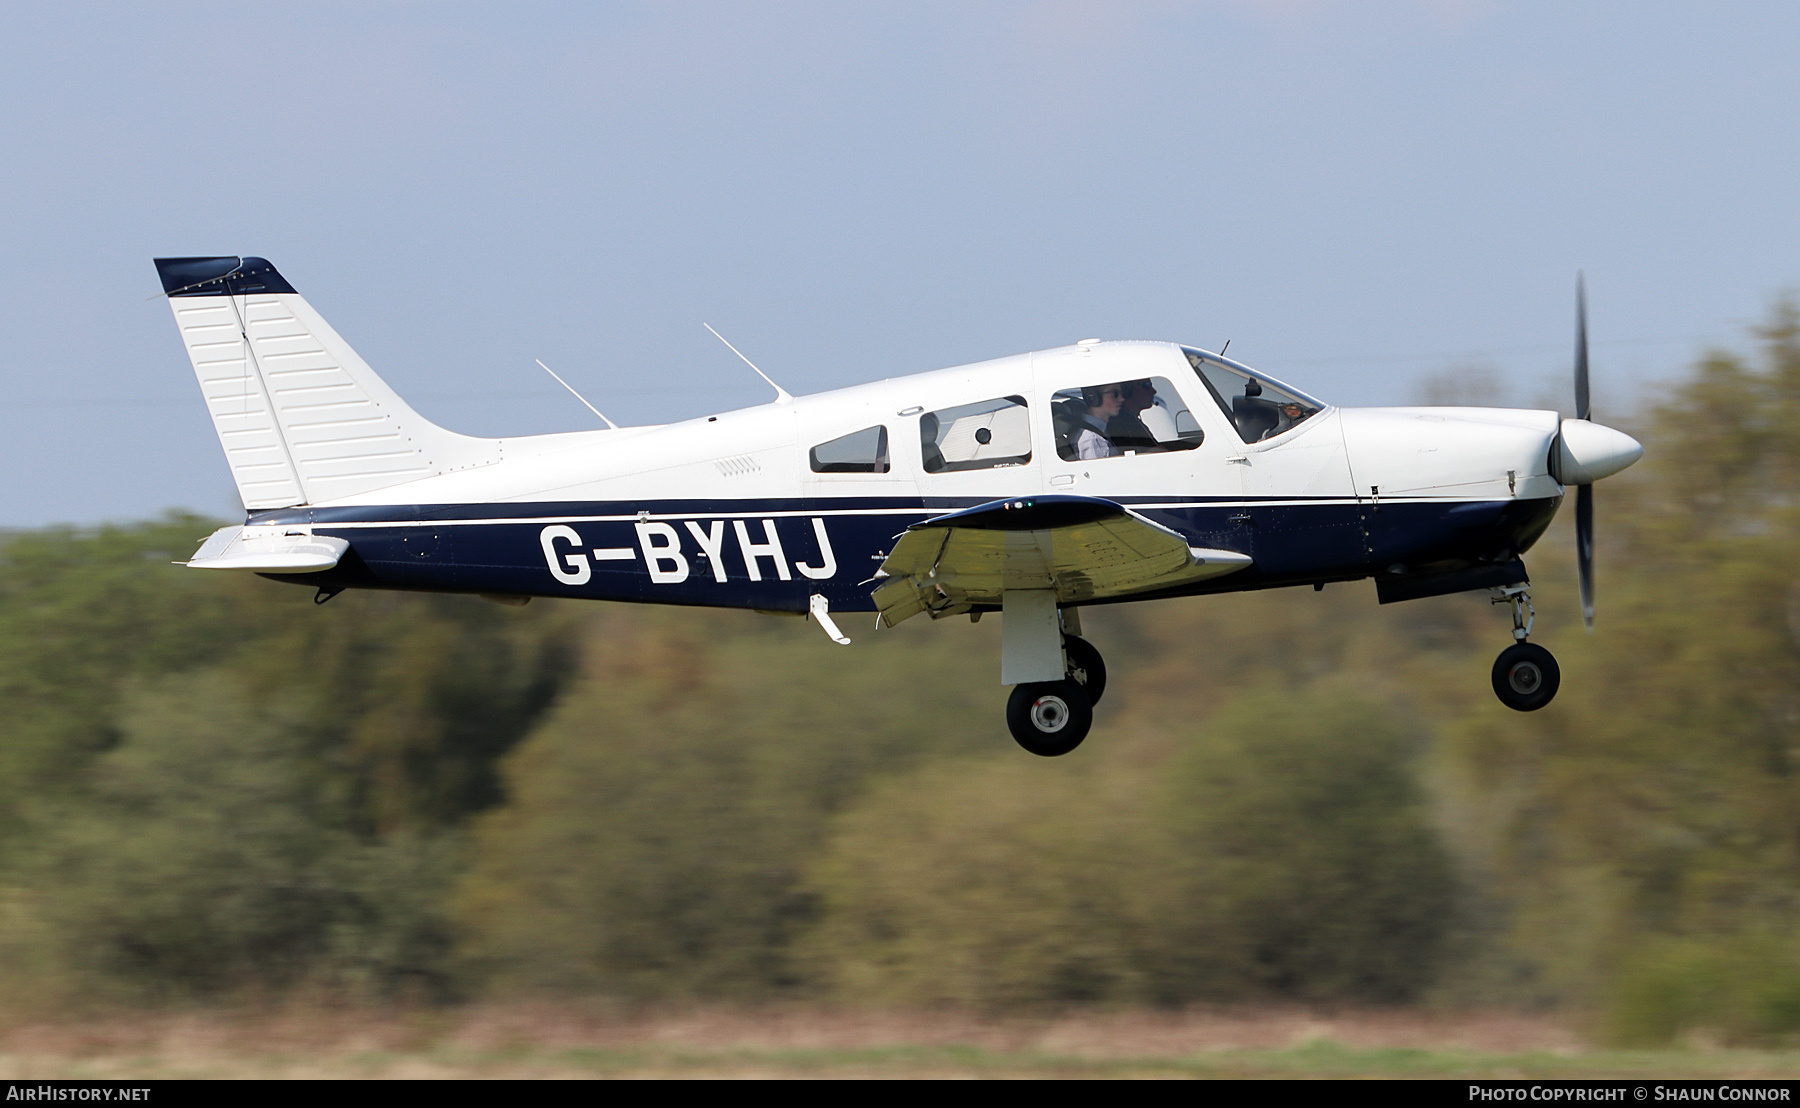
[1489, 585, 1560, 712]
[1062, 634, 1107, 706]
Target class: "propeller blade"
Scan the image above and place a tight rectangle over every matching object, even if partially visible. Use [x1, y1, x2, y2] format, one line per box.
[1574, 272, 1590, 421]
[1576, 481, 1594, 631]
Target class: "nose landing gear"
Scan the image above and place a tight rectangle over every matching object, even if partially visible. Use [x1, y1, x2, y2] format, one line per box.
[1489, 585, 1560, 711]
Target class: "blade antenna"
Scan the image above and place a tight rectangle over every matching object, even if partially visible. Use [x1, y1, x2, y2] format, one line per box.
[536, 359, 619, 430]
[704, 323, 793, 404]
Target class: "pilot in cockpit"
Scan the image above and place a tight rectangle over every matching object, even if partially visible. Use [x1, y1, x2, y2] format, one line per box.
[1265, 399, 1307, 440]
[1076, 384, 1124, 459]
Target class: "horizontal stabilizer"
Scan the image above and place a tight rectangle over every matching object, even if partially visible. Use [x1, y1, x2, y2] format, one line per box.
[186, 525, 348, 573]
[873, 496, 1251, 626]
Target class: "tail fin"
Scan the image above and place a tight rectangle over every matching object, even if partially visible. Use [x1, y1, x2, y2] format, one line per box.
[155, 256, 499, 510]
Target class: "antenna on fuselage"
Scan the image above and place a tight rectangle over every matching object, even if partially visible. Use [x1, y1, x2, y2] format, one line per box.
[1219, 339, 1231, 357]
[703, 323, 794, 404]
[535, 358, 619, 430]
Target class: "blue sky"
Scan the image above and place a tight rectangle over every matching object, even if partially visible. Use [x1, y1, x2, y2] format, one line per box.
[3, 1, 1796, 526]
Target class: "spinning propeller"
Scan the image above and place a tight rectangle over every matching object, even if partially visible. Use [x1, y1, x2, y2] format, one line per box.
[1553, 274, 1643, 631]
[1574, 275, 1595, 630]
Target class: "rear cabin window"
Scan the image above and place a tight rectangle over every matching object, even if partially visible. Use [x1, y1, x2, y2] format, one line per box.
[920, 396, 1031, 473]
[810, 424, 890, 473]
[1051, 376, 1204, 462]
[1183, 349, 1322, 444]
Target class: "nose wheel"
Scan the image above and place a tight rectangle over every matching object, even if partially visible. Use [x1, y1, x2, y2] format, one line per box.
[1492, 642, 1560, 711]
[1489, 585, 1560, 711]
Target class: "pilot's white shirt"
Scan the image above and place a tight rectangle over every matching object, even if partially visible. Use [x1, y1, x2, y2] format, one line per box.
[1076, 415, 1118, 460]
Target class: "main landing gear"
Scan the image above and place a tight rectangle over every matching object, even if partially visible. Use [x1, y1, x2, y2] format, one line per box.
[1490, 585, 1560, 712]
[1007, 634, 1107, 757]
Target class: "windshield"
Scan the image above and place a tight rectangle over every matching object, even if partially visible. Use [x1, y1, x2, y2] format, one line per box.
[1181, 347, 1325, 444]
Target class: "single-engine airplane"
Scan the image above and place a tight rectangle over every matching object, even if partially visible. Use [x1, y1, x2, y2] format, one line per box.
[155, 256, 1642, 755]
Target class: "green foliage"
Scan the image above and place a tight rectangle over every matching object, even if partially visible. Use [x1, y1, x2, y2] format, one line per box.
[1154, 687, 1457, 1004]
[802, 754, 1159, 1009]
[0, 518, 578, 1001]
[1607, 936, 1800, 1047]
[0, 515, 256, 830]
[31, 669, 458, 999]
[802, 686, 1455, 1010]
[451, 607, 1002, 998]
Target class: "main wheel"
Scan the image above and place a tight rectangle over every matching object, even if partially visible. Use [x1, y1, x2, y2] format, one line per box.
[1006, 679, 1093, 757]
[1062, 634, 1107, 705]
[1492, 642, 1561, 712]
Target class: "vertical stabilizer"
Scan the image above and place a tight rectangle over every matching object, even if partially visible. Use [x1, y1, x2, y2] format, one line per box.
[156, 256, 500, 510]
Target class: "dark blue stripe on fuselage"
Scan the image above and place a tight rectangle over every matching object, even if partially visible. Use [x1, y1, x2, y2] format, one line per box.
[254, 494, 1561, 611]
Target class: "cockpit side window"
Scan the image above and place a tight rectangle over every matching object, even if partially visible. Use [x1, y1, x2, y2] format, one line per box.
[810, 425, 889, 473]
[1183, 349, 1322, 444]
[1051, 376, 1204, 462]
[920, 396, 1031, 473]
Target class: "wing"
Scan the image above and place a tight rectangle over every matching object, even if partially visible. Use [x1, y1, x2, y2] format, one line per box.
[871, 495, 1251, 627]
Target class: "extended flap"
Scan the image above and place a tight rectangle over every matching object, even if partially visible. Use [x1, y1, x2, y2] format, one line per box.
[873, 495, 1250, 626]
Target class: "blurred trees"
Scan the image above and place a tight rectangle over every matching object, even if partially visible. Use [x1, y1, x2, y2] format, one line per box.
[451, 607, 1001, 998]
[0, 517, 579, 1000]
[33, 670, 458, 998]
[4, 301, 1800, 1038]
[800, 688, 1453, 1010]
[1154, 688, 1456, 1004]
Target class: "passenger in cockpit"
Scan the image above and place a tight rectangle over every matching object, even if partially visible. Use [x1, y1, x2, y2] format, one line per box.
[1076, 384, 1123, 459]
[1108, 379, 1159, 451]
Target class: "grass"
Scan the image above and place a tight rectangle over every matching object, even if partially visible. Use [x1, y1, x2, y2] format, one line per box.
[2, 1005, 1798, 1079]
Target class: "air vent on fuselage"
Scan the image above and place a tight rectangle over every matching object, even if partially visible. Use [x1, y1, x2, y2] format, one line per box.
[714, 455, 761, 478]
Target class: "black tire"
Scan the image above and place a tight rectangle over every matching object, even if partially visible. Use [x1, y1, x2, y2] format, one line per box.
[1006, 679, 1093, 757]
[1062, 634, 1107, 706]
[1491, 642, 1561, 712]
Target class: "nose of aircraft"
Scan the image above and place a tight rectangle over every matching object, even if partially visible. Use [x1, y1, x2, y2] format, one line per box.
[1553, 419, 1643, 485]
